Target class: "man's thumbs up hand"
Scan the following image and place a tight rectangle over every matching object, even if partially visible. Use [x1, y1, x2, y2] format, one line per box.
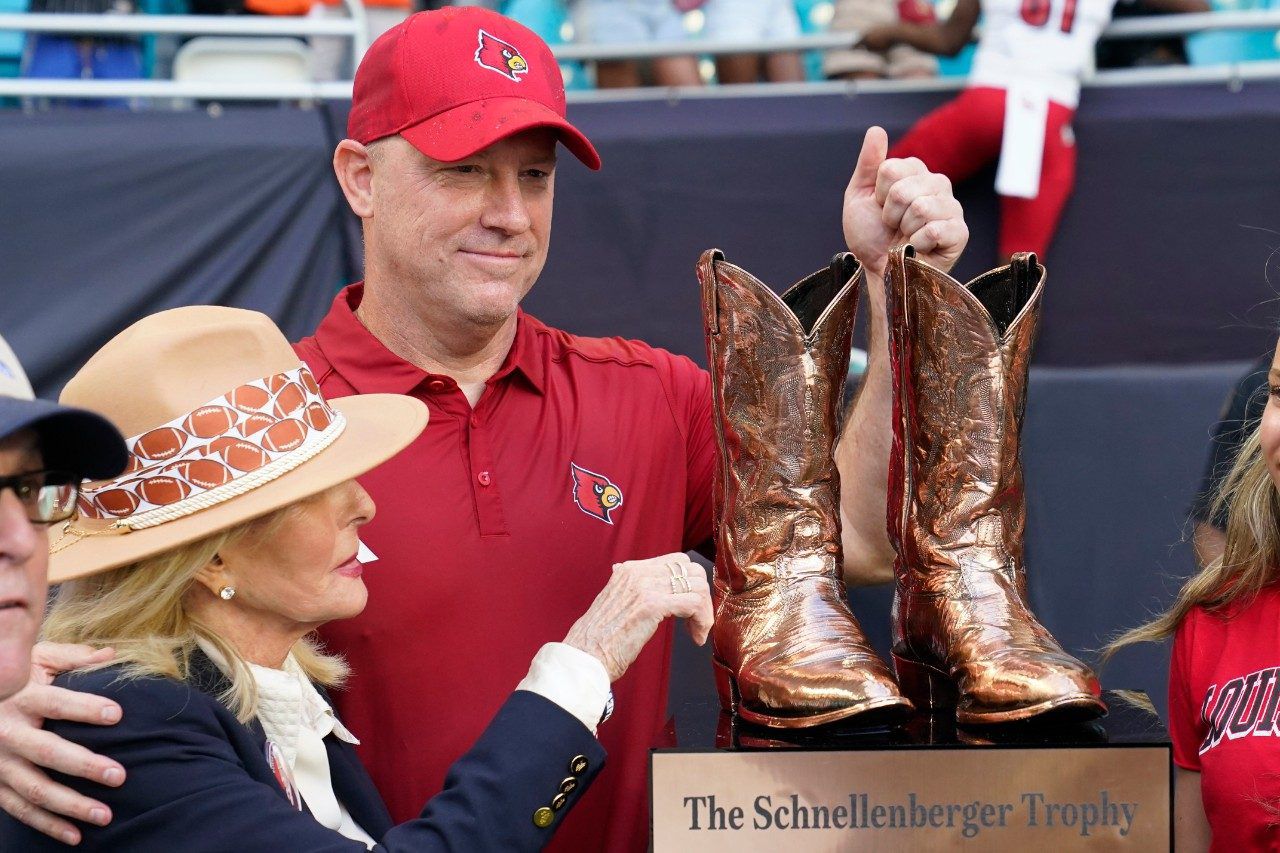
[843, 126, 968, 277]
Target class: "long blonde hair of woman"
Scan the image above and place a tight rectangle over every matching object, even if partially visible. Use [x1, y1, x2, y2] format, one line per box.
[1105, 426, 1280, 661]
[42, 499, 349, 724]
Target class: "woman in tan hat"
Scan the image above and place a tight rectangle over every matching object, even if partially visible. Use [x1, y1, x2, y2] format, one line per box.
[0, 306, 711, 851]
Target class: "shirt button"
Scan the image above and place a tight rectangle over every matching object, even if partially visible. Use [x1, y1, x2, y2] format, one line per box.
[470, 415, 480, 428]
[426, 379, 448, 393]
[477, 471, 492, 487]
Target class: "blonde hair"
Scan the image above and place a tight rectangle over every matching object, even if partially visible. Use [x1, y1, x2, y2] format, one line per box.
[42, 498, 350, 724]
[1105, 425, 1280, 661]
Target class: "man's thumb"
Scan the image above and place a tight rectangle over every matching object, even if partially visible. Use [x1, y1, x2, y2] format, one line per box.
[850, 125, 889, 190]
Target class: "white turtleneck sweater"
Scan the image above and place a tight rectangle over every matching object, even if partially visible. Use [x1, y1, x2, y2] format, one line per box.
[196, 638, 609, 848]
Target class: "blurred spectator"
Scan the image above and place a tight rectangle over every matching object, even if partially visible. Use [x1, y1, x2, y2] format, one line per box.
[21, 0, 143, 108]
[854, 0, 1205, 260]
[311, 0, 412, 81]
[701, 0, 806, 82]
[823, 0, 938, 79]
[569, 0, 702, 87]
[1096, 0, 1195, 68]
[360, 0, 412, 32]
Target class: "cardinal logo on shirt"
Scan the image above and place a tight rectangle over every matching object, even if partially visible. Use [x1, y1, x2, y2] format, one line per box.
[570, 462, 623, 525]
[474, 30, 528, 82]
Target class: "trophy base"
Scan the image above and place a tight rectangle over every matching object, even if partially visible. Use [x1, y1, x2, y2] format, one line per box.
[651, 691, 1170, 851]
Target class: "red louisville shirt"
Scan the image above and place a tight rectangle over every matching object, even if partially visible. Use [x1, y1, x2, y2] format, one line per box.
[294, 285, 716, 852]
[1169, 584, 1280, 850]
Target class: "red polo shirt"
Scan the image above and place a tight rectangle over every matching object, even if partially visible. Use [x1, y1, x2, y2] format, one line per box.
[294, 285, 716, 852]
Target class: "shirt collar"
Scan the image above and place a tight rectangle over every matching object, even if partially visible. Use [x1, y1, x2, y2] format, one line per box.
[194, 637, 361, 750]
[492, 308, 545, 396]
[313, 284, 545, 397]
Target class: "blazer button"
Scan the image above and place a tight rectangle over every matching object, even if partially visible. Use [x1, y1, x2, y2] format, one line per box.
[533, 807, 555, 828]
[559, 777, 578, 795]
[569, 755, 589, 774]
[551, 793, 569, 811]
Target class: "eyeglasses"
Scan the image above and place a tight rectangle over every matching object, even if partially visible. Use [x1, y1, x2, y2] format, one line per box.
[0, 470, 81, 524]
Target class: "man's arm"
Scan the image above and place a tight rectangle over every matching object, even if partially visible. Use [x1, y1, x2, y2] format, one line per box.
[859, 0, 982, 57]
[836, 127, 969, 587]
[1139, 0, 1210, 13]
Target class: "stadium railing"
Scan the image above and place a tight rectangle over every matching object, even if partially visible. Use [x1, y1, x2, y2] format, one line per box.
[0, 9, 1279, 101]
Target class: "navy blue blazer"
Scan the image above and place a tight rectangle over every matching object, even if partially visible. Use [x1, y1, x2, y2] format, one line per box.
[0, 651, 605, 851]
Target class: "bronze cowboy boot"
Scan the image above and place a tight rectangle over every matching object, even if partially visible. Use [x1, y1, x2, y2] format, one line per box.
[885, 245, 1105, 724]
[699, 249, 912, 729]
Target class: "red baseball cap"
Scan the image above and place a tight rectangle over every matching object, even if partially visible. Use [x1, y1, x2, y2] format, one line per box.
[348, 7, 600, 171]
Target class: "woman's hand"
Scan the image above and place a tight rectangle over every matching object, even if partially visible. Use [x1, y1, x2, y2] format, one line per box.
[563, 553, 713, 682]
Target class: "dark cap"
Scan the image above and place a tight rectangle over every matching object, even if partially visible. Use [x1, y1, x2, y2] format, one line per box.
[0, 334, 127, 480]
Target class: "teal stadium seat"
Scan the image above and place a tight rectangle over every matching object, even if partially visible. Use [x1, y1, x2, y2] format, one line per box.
[795, 0, 833, 80]
[0, 0, 27, 79]
[139, 0, 189, 80]
[501, 0, 593, 89]
[1186, 0, 1280, 65]
[932, 0, 975, 76]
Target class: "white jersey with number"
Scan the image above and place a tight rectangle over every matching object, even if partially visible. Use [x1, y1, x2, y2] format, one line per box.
[969, 0, 1118, 107]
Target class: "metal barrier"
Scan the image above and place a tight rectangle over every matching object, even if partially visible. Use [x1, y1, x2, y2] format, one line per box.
[0, 0, 367, 98]
[1, 8, 1280, 101]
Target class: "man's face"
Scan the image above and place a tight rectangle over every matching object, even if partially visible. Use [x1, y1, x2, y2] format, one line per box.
[365, 129, 558, 330]
[0, 430, 48, 702]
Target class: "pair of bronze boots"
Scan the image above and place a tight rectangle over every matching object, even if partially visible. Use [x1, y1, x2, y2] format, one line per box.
[698, 246, 1105, 729]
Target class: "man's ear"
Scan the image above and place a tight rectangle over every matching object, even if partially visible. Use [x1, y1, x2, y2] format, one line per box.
[192, 554, 233, 599]
[334, 139, 375, 219]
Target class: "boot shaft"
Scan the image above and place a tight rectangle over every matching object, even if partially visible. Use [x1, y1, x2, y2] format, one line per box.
[698, 250, 862, 592]
[886, 246, 1044, 588]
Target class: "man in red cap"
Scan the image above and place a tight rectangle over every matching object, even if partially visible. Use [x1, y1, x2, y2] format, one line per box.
[0, 7, 969, 851]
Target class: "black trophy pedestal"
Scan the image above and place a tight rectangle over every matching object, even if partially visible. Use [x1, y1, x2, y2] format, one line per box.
[651, 691, 1171, 852]
[672, 689, 1166, 751]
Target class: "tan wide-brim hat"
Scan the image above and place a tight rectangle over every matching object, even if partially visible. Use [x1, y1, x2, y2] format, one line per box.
[48, 306, 427, 584]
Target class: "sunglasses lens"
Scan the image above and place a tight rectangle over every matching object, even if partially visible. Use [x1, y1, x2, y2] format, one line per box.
[36, 484, 78, 523]
[17, 472, 79, 524]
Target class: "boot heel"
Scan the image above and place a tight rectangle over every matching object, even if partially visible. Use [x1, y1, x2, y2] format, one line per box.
[893, 651, 958, 712]
[712, 658, 739, 714]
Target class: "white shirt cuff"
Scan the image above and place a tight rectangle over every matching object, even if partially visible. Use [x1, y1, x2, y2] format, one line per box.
[516, 643, 611, 735]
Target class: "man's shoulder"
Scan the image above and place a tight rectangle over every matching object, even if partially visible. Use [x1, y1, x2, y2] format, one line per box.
[526, 314, 707, 382]
[292, 334, 327, 375]
[293, 334, 358, 397]
[53, 664, 227, 728]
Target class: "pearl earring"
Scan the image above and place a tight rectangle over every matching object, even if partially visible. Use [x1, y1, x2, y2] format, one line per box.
[219, 586, 236, 601]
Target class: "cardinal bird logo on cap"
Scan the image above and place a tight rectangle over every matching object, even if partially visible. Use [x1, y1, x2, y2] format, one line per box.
[570, 463, 623, 525]
[475, 30, 528, 82]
